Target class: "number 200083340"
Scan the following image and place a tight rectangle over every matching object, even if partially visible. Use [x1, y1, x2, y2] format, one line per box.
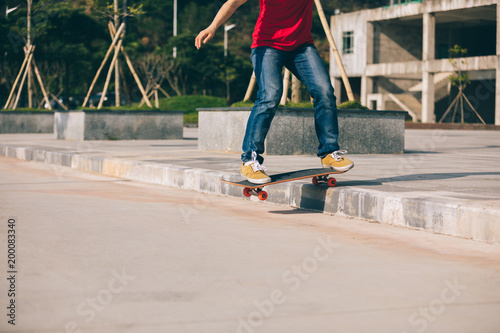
[7, 219, 16, 270]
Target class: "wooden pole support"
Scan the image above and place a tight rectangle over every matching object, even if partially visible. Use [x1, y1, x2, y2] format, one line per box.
[438, 93, 460, 123]
[12, 51, 35, 109]
[82, 22, 125, 107]
[291, 74, 301, 103]
[98, 37, 123, 109]
[109, 23, 152, 108]
[280, 68, 291, 105]
[243, 72, 256, 102]
[4, 45, 34, 109]
[50, 92, 68, 110]
[138, 90, 155, 107]
[32, 60, 52, 110]
[463, 94, 486, 125]
[314, 0, 355, 101]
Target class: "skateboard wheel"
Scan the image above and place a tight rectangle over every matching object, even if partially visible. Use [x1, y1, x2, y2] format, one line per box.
[243, 188, 252, 197]
[327, 178, 337, 187]
[258, 191, 268, 201]
[312, 177, 319, 186]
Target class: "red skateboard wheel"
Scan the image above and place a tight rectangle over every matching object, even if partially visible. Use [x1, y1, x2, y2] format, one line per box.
[327, 178, 337, 187]
[258, 191, 268, 201]
[243, 188, 252, 197]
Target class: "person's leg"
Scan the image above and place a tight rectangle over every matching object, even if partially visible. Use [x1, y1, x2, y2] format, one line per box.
[241, 47, 285, 164]
[285, 44, 339, 158]
[286, 44, 353, 171]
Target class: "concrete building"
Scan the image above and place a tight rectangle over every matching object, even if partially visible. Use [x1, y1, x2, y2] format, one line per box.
[330, 0, 499, 125]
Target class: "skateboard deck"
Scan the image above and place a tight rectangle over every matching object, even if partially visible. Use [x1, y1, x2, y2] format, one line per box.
[221, 168, 345, 201]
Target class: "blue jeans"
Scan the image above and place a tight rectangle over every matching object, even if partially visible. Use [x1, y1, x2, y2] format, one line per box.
[241, 44, 340, 164]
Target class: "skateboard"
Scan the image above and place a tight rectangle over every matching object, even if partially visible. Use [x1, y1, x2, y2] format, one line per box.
[221, 168, 345, 201]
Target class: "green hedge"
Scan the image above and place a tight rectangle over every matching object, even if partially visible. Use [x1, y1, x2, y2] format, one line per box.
[159, 95, 227, 124]
[158, 95, 227, 113]
[337, 100, 369, 110]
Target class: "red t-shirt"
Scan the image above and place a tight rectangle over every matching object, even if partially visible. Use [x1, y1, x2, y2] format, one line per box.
[251, 0, 315, 51]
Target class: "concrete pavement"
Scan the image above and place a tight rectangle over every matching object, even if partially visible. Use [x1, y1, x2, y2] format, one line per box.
[1, 157, 500, 333]
[0, 128, 499, 243]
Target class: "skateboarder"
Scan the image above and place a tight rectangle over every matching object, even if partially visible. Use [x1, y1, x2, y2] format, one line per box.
[195, 0, 354, 184]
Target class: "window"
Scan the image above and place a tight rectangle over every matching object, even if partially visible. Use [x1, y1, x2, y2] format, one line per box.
[342, 31, 354, 54]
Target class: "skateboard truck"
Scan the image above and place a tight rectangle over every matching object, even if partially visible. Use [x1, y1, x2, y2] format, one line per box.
[312, 175, 337, 187]
[242, 175, 337, 201]
[243, 187, 268, 201]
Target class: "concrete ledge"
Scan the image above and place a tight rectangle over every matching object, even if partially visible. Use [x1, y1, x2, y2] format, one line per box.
[405, 122, 500, 131]
[1, 143, 498, 243]
[198, 107, 407, 154]
[55, 110, 184, 140]
[0, 111, 54, 134]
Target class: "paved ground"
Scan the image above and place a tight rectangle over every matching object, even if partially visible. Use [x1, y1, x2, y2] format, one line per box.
[1, 157, 500, 333]
[0, 129, 499, 242]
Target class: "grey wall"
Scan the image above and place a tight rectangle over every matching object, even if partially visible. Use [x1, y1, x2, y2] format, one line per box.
[0, 111, 54, 134]
[55, 111, 184, 140]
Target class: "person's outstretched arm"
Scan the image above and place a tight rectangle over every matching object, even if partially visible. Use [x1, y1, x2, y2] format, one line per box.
[195, 0, 247, 50]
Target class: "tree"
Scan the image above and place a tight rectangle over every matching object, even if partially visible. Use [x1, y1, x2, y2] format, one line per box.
[438, 45, 485, 124]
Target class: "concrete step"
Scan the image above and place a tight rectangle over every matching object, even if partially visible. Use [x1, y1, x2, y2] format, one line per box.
[387, 93, 422, 120]
[409, 72, 453, 92]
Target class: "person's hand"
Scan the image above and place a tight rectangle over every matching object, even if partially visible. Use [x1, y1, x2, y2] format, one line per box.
[195, 27, 216, 50]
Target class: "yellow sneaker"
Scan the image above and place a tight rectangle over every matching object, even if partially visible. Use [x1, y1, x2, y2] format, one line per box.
[241, 161, 271, 184]
[321, 150, 354, 172]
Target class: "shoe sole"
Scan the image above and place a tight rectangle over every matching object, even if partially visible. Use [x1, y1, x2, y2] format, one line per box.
[322, 162, 354, 172]
[241, 173, 271, 185]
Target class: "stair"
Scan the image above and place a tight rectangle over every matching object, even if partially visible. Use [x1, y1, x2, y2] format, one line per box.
[408, 72, 452, 93]
[386, 93, 421, 121]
